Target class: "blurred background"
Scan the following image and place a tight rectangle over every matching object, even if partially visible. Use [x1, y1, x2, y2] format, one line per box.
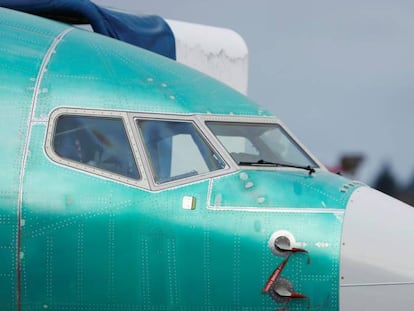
[95, 0, 414, 205]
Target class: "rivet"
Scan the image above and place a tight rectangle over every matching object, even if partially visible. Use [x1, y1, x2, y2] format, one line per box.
[214, 194, 222, 206]
[245, 181, 254, 189]
[239, 172, 248, 180]
[257, 197, 265, 203]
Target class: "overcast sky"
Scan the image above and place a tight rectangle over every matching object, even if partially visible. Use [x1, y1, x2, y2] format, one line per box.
[95, 0, 414, 185]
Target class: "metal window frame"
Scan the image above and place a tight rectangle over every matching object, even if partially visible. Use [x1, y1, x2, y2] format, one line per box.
[196, 114, 326, 171]
[45, 109, 326, 192]
[45, 107, 150, 189]
[130, 112, 236, 191]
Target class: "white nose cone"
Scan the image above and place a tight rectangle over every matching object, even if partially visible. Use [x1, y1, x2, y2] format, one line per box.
[340, 187, 414, 310]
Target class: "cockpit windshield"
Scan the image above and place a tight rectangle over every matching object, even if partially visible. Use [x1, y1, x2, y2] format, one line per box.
[206, 122, 318, 170]
[137, 119, 225, 184]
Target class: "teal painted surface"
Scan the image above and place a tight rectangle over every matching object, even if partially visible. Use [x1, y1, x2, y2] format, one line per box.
[34, 24, 270, 119]
[0, 8, 362, 311]
[210, 170, 356, 209]
[22, 126, 348, 310]
[0, 8, 68, 310]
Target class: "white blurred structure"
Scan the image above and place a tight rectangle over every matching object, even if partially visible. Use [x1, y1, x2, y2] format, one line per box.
[167, 20, 249, 95]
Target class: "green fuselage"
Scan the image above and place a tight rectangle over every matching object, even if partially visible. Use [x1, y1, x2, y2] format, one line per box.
[0, 8, 359, 311]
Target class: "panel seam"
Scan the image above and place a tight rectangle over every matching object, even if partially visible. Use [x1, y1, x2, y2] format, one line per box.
[16, 27, 73, 311]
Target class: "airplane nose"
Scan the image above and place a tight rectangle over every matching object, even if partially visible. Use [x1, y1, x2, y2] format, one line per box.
[340, 186, 414, 310]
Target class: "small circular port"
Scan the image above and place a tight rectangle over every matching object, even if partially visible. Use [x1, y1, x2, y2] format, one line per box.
[268, 230, 296, 257]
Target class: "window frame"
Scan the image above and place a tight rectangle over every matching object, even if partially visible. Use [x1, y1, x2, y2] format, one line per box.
[131, 113, 234, 191]
[46, 109, 325, 191]
[196, 114, 326, 171]
[45, 108, 149, 188]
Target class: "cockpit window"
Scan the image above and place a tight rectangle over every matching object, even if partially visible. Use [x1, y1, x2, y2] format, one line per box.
[137, 119, 225, 183]
[53, 115, 140, 179]
[206, 122, 317, 169]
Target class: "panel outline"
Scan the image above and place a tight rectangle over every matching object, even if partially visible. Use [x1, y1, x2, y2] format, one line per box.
[44, 107, 149, 189]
